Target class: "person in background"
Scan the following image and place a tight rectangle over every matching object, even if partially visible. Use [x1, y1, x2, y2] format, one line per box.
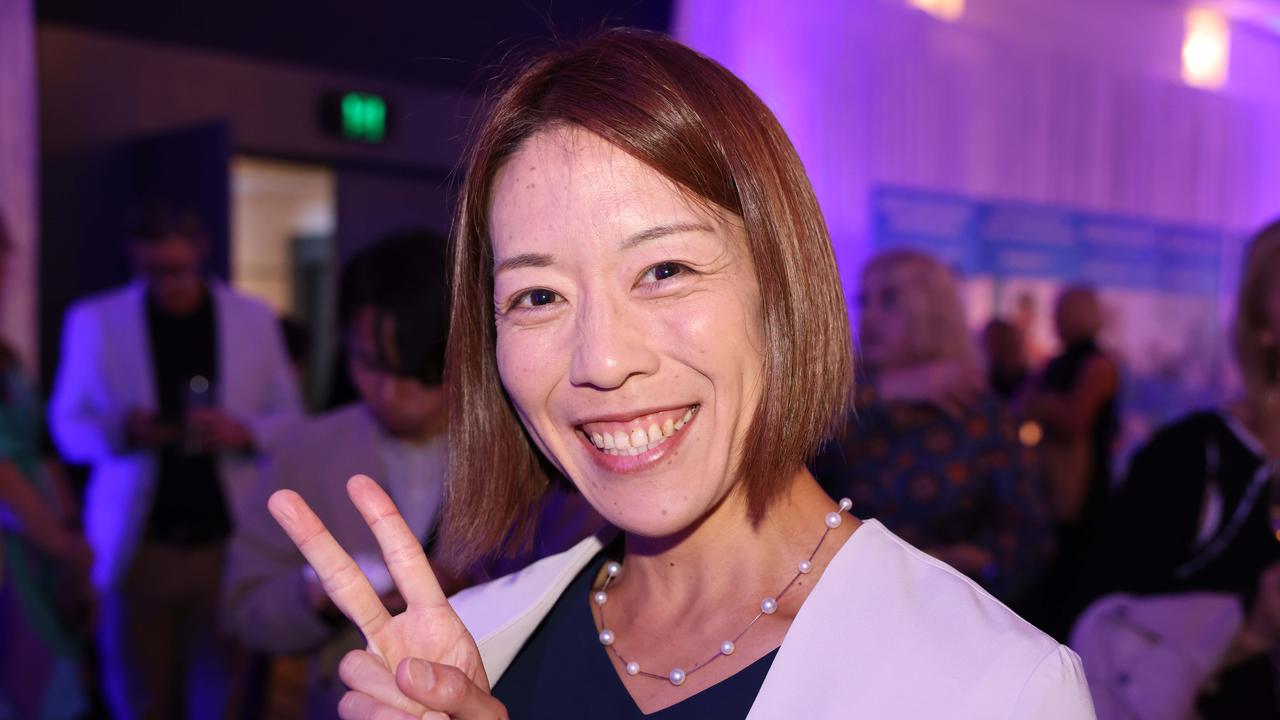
[1086, 219, 1280, 717]
[815, 249, 1053, 603]
[48, 203, 302, 720]
[222, 231, 454, 720]
[1020, 284, 1120, 639]
[1013, 291, 1050, 368]
[983, 318, 1031, 402]
[0, 210, 93, 720]
[279, 316, 314, 409]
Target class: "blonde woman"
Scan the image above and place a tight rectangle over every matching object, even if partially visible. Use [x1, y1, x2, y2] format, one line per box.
[815, 249, 1054, 602]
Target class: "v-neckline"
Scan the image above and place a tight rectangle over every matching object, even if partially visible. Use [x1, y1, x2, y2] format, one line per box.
[581, 519, 867, 716]
[581, 574, 781, 717]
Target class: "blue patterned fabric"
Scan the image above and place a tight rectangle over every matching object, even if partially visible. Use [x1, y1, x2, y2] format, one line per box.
[815, 387, 1053, 601]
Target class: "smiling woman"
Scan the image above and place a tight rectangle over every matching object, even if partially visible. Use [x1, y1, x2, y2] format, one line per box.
[477, 125, 809, 543]
[445, 41, 853, 559]
[266, 28, 1096, 720]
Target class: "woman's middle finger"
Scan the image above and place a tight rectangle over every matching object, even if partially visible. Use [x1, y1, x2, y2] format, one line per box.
[346, 474, 449, 609]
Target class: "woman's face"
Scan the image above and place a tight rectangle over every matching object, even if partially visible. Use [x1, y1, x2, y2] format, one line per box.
[489, 127, 766, 538]
[857, 264, 927, 372]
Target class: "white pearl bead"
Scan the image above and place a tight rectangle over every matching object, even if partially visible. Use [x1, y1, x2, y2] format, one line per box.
[599, 629, 615, 646]
[626, 661, 640, 675]
[721, 640, 735, 655]
[825, 511, 842, 529]
[668, 668, 686, 686]
[594, 591, 608, 606]
[606, 562, 621, 578]
[839, 497, 853, 512]
[798, 559, 812, 574]
[761, 597, 778, 614]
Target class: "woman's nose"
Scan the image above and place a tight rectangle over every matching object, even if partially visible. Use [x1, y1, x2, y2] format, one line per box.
[568, 294, 659, 390]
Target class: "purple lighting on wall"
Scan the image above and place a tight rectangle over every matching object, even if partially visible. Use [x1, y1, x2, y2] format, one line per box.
[676, 0, 870, 314]
[675, 0, 1280, 316]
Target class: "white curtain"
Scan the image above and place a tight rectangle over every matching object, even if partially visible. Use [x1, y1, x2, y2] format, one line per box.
[0, 0, 38, 371]
[675, 0, 1280, 306]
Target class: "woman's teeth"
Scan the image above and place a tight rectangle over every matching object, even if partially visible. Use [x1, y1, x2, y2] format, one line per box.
[584, 406, 697, 456]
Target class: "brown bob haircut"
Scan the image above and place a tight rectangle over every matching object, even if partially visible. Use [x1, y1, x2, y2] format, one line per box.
[443, 29, 852, 568]
[1234, 217, 1280, 396]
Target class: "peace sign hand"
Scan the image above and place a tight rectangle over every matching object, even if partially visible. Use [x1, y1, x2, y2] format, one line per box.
[269, 474, 507, 719]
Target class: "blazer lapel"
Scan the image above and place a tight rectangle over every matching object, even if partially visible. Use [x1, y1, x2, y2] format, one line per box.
[458, 535, 605, 685]
[746, 521, 872, 719]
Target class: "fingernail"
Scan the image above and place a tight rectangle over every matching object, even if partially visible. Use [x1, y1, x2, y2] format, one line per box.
[267, 492, 297, 523]
[407, 658, 435, 691]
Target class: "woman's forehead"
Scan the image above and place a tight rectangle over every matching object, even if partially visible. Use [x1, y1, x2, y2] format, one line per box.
[489, 127, 733, 253]
[493, 129, 680, 211]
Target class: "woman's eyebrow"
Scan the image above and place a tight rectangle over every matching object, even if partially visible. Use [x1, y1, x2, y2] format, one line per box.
[494, 222, 714, 274]
[621, 221, 715, 250]
[494, 252, 554, 275]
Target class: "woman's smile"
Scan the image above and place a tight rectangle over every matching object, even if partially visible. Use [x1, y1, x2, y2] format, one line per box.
[575, 404, 700, 473]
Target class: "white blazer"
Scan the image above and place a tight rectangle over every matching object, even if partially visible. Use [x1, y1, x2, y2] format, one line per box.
[452, 519, 1097, 719]
[49, 280, 302, 589]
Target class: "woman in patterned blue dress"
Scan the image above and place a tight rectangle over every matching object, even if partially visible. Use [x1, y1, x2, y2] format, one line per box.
[816, 249, 1054, 602]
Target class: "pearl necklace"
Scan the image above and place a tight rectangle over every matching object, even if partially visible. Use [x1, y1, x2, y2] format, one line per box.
[594, 497, 853, 686]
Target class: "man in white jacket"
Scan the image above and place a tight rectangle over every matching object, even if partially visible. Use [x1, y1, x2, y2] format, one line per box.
[48, 206, 302, 720]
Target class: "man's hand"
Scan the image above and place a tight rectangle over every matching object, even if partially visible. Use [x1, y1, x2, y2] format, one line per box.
[187, 409, 254, 453]
[125, 409, 181, 450]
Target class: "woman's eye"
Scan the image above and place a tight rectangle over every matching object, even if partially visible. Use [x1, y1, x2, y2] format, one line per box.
[528, 288, 558, 306]
[642, 262, 686, 284]
[509, 288, 561, 311]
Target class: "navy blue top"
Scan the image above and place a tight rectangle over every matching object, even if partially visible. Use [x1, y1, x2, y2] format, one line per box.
[491, 548, 778, 719]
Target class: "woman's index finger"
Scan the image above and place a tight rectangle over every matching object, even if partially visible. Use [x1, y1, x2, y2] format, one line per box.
[267, 488, 394, 638]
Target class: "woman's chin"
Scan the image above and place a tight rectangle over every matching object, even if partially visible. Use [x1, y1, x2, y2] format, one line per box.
[583, 486, 730, 542]
[605, 512, 704, 542]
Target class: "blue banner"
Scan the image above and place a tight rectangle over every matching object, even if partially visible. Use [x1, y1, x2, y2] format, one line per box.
[871, 187, 1222, 295]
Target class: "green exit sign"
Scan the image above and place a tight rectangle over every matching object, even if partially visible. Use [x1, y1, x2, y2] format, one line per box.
[319, 91, 394, 144]
[342, 93, 386, 142]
